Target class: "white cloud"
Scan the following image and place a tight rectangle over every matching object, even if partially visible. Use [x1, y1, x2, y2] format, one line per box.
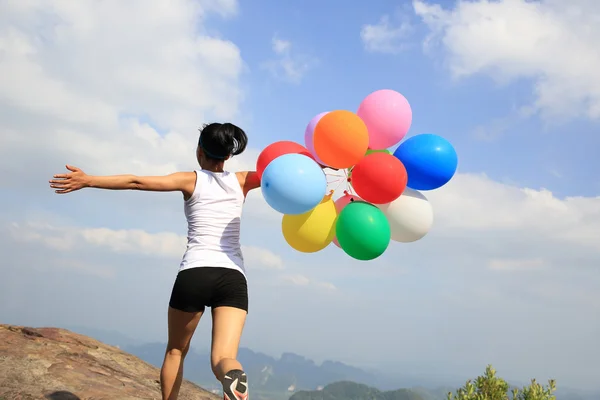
[426, 173, 600, 251]
[360, 15, 413, 54]
[272, 38, 291, 54]
[198, 0, 239, 17]
[280, 274, 336, 291]
[262, 35, 317, 84]
[488, 257, 545, 272]
[413, 0, 600, 121]
[0, 0, 250, 188]
[241, 245, 284, 270]
[8, 221, 283, 271]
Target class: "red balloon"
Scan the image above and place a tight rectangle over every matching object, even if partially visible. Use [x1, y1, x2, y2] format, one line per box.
[350, 153, 407, 204]
[256, 141, 315, 179]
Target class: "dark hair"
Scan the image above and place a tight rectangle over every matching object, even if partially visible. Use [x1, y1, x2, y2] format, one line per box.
[198, 122, 248, 161]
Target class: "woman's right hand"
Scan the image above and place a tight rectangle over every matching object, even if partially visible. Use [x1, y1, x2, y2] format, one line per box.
[49, 165, 90, 194]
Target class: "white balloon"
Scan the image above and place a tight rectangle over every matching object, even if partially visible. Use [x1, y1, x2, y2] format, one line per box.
[377, 188, 433, 243]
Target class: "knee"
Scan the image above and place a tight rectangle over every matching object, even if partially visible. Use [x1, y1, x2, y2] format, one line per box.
[166, 344, 190, 359]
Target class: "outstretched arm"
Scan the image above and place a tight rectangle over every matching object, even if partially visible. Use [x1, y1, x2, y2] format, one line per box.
[49, 165, 196, 197]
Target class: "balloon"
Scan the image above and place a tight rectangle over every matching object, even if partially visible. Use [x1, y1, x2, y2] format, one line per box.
[350, 152, 408, 204]
[256, 141, 314, 179]
[357, 89, 412, 149]
[261, 153, 327, 214]
[282, 195, 337, 253]
[366, 148, 391, 156]
[377, 188, 433, 243]
[393, 133, 458, 190]
[348, 148, 391, 178]
[304, 112, 329, 165]
[331, 193, 363, 248]
[313, 110, 369, 169]
[336, 201, 391, 260]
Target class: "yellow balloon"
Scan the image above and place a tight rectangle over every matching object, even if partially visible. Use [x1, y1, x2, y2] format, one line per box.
[282, 195, 337, 253]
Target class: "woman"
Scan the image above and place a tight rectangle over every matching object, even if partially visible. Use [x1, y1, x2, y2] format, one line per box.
[49, 122, 262, 400]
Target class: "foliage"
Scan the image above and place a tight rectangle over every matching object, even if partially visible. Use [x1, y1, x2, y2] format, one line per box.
[446, 365, 556, 400]
[289, 381, 425, 400]
[290, 365, 557, 400]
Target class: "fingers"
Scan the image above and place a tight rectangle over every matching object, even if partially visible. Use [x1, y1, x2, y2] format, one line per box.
[53, 174, 69, 179]
[66, 164, 80, 172]
[49, 183, 68, 190]
[49, 179, 72, 193]
[49, 182, 67, 187]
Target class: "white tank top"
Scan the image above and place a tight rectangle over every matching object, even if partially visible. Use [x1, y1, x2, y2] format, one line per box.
[178, 170, 246, 277]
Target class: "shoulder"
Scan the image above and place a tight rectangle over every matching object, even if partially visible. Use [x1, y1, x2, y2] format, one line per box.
[235, 171, 259, 184]
[171, 171, 198, 184]
[235, 171, 261, 196]
[174, 171, 198, 178]
[171, 171, 198, 199]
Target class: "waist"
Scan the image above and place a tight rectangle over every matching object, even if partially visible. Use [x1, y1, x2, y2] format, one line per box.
[180, 246, 244, 271]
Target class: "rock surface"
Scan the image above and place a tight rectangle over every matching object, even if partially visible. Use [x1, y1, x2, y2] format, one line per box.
[0, 324, 219, 400]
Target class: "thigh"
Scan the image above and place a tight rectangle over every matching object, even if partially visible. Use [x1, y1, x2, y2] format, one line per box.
[210, 270, 248, 362]
[210, 306, 247, 362]
[167, 306, 202, 352]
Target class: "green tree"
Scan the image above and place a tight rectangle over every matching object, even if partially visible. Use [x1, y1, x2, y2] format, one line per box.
[446, 365, 556, 400]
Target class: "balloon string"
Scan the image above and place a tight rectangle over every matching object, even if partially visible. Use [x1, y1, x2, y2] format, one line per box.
[344, 169, 356, 196]
[324, 169, 354, 196]
[332, 177, 346, 193]
[343, 168, 352, 194]
[326, 174, 345, 182]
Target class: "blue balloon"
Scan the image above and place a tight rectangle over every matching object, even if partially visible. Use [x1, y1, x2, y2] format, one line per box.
[261, 153, 327, 214]
[393, 134, 458, 190]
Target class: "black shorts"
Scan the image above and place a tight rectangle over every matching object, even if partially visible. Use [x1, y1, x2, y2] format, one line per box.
[168, 267, 248, 313]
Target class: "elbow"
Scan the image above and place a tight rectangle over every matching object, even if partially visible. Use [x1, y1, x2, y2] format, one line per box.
[130, 175, 143, 190]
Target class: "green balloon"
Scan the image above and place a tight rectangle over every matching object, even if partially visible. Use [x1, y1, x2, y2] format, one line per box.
[366, 148, 391, 156]
[336, 201, 391, 261]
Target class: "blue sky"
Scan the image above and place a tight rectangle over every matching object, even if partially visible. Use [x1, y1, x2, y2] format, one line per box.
[1, 0, 599, 393]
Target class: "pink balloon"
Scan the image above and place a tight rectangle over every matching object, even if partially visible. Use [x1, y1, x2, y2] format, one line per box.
[304, 111, 329, 165]
[357, 90, 412, 150]
[332, 193, 363, 248]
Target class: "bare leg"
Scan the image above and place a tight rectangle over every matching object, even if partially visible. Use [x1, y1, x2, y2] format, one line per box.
[211, 306, 248, 399]
[160, 307, 202, 400]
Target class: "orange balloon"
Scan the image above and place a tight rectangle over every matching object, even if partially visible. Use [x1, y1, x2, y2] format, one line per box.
[313, 110, 369, 169]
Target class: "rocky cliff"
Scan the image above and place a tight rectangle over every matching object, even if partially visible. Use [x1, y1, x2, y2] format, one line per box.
[0, 324, 219, 400]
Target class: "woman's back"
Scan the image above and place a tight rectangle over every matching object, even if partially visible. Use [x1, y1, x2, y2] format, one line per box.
[179, 169, 245, 275]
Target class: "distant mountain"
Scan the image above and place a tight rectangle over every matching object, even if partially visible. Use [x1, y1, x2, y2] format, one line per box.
[122, 342, 387, 393]
[65, 324, 140, 347]
[70, 326, 600, 400]
[410, 386, 456, 400]
[289, 381, 425, 400]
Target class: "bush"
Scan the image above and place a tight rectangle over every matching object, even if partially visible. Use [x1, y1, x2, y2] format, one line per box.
[446, 365, 556, 400]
